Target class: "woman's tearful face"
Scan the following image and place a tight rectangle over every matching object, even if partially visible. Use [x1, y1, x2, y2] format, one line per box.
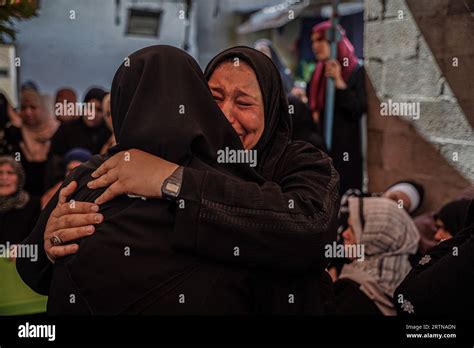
[0, 163, 18, 197]
[208, 61, 264, 150]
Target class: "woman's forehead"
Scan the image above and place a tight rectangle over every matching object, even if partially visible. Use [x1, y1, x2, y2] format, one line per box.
[21, 94, 41, 106]
[210, 61, 260, 90]
[0, 163, 15, 171]
[312, 31, 325, 40]
[213, 59, 254, 74]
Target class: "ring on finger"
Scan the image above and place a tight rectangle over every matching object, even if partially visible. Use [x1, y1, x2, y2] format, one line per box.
[50, 234, 63, 246]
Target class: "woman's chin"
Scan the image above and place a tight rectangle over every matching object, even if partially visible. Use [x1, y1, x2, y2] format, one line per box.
[0, 189, 16, 196]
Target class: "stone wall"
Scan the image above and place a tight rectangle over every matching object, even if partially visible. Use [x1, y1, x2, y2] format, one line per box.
[364, 0, 473, 213]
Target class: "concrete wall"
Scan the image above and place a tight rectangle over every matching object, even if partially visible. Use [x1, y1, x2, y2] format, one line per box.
[364, 0, 473, 212]
[14, 0, 197, 100]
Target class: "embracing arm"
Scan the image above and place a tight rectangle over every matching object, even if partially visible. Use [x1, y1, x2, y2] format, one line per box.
[16, 186, 60, 295]
[16, 180, 103, 295]
[171, 142, 340, 275]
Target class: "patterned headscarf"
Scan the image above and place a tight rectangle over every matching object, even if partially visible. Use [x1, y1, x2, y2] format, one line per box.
[0, 156, 29, 213]
[339, 197, 419, 315]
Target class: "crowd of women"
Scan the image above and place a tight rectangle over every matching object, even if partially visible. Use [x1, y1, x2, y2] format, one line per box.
[0, 21, 472, 316]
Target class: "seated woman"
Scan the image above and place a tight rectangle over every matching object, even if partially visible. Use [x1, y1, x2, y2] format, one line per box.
[17, 45, 339, 315]
[433, 199, 472, 242]
[395, 200, 473, 316]
[332, 197, 419, 315]
[0, 156, 46, 315]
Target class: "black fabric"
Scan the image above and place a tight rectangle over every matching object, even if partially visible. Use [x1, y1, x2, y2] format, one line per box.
[0, 124, 21, 157]
[49, 119, 111, 158]
[435, 199, 471, 236]
[288, 94, 325, 150]
[204, 46, 292, 180]
[45, 119, 111, 189]
[0, 93, 9, 128]
[0, 196, 41, 245]
[334, 278, 382, 315]
[83, 87, 107, 104]
[308, 64, 366, 193]
[0, 125, 47, 196]
[17, 45, 340, 315]
[395, 200, 474, 316]
[44, 87, 109, 190]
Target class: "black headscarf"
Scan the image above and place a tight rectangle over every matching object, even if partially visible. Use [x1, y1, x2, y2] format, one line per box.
[110, 45, 261, 181]
[254, 39, 295, 93]
[435, 199, 472, 236]
[83, 87, 107, 103]
[0, 93, 9, 128]
[204, 46, 292, 179]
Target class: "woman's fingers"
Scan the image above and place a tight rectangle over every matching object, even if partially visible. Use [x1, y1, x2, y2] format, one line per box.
[58, 181, 78, 205]
[53, 213, 103, 231]
[94, 182, 124, 205]
[51, 201, 99, 218]
[91, 153, 120, 178]
[48, 225, 95, 244]
[87, 169, 119, 189]
[47, 244, 79, 262]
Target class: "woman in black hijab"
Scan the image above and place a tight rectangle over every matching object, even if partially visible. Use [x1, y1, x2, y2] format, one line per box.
[45, 87, 111, 189]
[18, 46, 339, 314]
[433, 199, 472, 242]
[395, 199, 474, 316]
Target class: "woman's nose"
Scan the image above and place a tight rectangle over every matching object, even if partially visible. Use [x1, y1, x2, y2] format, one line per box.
[23, 107, 33, 118]
[219, 101, 236, 124]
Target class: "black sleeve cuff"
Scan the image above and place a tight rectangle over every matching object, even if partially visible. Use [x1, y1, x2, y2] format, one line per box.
[169, 167, 207, 253]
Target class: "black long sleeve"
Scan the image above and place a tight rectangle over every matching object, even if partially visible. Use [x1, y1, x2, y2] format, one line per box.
[16, 178, 65, 295]
[335, 66, 367, 121]
[170, 141, 340, 275]
[394, 224, 474, 316]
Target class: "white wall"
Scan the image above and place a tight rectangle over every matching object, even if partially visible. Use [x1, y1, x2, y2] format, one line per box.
[14, 0, 197, 100]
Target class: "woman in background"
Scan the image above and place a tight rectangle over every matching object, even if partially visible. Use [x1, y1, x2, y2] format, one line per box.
[254, 39, 294, 94]
[99, 93, 115, 155]
[309, 21, 366, 193]
[396, 200, 473, 316]
[433, 199, 472, 242]
[255, 39, 324, 150]
[40, 147, 92, 208]
[46, 87, 110, 189]
[333, 197, 419, 315]
[6, 88, 59, 195]
[0, 156, 46, 315]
